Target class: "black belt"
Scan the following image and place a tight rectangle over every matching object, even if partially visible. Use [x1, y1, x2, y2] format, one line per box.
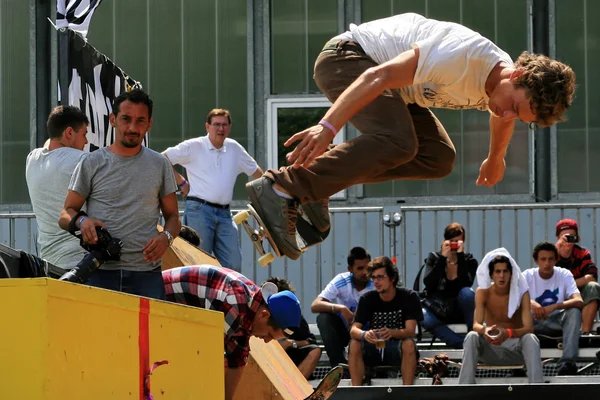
[187, 196, 230, 209]
[321, 39, 364, 53]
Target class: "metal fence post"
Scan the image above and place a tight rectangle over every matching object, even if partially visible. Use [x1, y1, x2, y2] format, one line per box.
[383, 211, 403, 286]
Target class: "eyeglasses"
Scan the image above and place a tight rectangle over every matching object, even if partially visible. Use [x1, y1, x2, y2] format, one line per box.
[371, 274, 388, 281]
[210, 123, 230, 128]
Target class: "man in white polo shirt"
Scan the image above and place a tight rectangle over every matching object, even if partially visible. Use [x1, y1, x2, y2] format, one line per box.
[162, 109, 263, 271]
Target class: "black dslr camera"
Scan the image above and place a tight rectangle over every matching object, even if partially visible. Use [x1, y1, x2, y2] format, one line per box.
[59, 226, 123, 283]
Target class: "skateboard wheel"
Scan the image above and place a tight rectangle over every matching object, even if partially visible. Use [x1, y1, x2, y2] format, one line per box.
[258, 253, 275, 267]
[558, 343, 563, 350]
[233, 210, 250, 224]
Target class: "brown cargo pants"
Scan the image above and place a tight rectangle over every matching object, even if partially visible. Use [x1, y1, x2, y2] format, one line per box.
[265, 39, 456, 203]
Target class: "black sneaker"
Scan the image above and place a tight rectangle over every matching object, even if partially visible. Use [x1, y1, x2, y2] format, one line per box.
[556, 362, 577, 376]
[246, 177, 302, 259]
[300, 198, 330, 232]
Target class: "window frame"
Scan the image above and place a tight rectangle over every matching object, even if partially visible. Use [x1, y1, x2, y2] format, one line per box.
[266, 96, 347, 200]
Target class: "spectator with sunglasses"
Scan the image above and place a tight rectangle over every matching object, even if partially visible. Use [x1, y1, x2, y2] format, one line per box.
[555, 219, 600, 334]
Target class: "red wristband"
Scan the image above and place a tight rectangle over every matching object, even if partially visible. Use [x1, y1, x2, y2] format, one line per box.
[507, 328, 514, 338]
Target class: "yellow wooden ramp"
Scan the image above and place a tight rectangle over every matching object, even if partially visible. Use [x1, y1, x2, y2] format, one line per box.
[234, 336, 313, 400]
[0, 278, 224, 400]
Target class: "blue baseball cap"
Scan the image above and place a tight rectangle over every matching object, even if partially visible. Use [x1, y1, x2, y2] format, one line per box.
[262, 285, 301, 335]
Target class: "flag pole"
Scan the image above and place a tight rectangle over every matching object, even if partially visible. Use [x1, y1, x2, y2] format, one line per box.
[57, 26, 69, 106]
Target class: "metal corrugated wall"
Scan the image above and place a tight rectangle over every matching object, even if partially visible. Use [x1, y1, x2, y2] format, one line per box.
[3, 203, 599, 322]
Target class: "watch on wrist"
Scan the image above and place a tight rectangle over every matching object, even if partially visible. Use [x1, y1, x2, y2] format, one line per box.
[292, 340, 298, 349]
[161, 230, 174, 246]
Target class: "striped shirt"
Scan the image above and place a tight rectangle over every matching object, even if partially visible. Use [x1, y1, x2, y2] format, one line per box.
[318, 272, 375, 313]
[557, 244, 598, 280]
[162, 265, 264, 368]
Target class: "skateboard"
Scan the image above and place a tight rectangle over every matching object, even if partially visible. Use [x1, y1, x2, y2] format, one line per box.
[304, 366, 343, 400]
[233, 204, 330, 267]
[537, 333, 564, 349]
[448, 358, 553, 371]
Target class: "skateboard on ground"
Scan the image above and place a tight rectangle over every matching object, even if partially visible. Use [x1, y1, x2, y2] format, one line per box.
[304, 366, 343, 400]
[537, 333, 564, 350]
[448, 357, 553, 371]
[233, 204, 330, 267]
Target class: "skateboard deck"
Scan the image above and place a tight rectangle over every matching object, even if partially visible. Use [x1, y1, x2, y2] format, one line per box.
[305, 366, 343, 400]
[234, 204, 330, 266]
[537, 334, 564, 349]
[448, 358, 553, 370]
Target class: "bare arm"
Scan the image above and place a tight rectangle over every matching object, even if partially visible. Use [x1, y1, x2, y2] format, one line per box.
[285, 48, 420, 168]
[553, 292, 584, 311]
[251, 167, 263, 180]
[225, 366, 245, 400]
[142, 192, 181, 263]
[162, 152, 189, 195]
[311, 296, 354, 325]
[160, 192, 181, 240]
[476, 114, 515, 187]
[473, 288, 486, 335]
[318, 48, 419, 131]
[59, 190, 105, 244]
[311, 296, 335, 313]
[488, 113, 515, 160]
[575, 275, 596, 288]
[515, 291, 534, 337]
[391, 319, 417, 340]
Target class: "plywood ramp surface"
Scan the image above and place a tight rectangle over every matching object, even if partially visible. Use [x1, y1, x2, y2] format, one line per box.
[234, 337, 313, 400]
[158, 225, 221, 270]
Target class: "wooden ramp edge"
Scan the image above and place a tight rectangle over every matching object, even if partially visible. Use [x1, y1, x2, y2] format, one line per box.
[234, 337, 314, 400]
[158, 225, 221, 269]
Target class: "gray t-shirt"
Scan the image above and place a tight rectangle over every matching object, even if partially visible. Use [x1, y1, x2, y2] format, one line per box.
[26, 147, 88, 270]
[69, 147, 177, 271]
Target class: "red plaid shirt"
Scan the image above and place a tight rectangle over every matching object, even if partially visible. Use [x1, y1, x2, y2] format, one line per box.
[162, 265, 265, 368]
[557, 244, 598, 280]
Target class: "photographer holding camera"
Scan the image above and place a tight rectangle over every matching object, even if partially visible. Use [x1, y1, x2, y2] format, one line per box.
[419, 222, 478, 348]
[59, 90, 181, 300]
[555, 219, 600, 334]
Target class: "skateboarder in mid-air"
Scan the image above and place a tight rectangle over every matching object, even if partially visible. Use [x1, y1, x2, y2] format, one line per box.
[246, 12, 576, 259]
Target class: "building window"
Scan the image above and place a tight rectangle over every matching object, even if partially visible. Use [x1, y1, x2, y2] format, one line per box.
[266, 97, 346, 199]
[270, 0, 339, 94]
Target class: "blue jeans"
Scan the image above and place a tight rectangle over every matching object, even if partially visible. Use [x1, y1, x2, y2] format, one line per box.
[422, 287, 475, 348]
[533, 307, 581, 363]
[183, 200, 242, 271]
[85, 267, 166, 300]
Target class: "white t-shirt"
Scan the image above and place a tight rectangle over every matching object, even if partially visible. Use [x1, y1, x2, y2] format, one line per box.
[163, 135, 259, 205]
[319, 272, 375, 312]
[335, 13, 513, 111]
[523, 267, 580, 307]
[25, 147, 88, 270]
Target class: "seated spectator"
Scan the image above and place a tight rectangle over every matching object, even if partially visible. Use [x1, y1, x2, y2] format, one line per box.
[265, 277, 322, 379]
[524, 241, 583, 376]
[179, 224, 201, 247]
[348, 256, 422, 386]
[555, 219, 600, 334]
[459, 248, 543, 384]
[310, 247, 374, 369]
[421, 222, 478, 348]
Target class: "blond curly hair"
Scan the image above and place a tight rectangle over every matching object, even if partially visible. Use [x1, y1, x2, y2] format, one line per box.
[513, 51, 576, 127]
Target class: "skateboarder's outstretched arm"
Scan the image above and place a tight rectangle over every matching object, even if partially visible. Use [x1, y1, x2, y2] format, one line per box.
[285, 47, 420, 168]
